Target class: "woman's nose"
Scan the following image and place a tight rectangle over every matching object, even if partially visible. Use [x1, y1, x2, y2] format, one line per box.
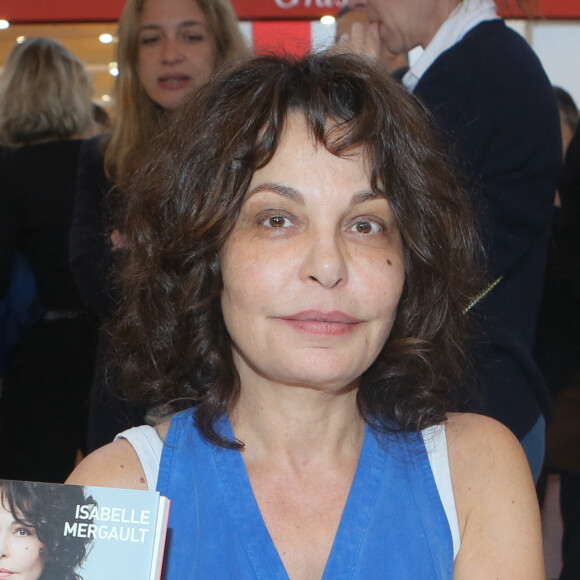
[299, 231, 348, 288]
[161, 39, 185, 64]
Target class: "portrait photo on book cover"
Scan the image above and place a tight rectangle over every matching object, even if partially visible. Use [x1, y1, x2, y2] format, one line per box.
[0, 479, 169, 580]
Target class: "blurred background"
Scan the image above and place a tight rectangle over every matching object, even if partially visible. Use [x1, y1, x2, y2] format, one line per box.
[1, 0, 579, 115]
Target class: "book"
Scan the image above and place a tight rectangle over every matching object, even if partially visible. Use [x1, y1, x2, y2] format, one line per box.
[0, 479, 170, 580]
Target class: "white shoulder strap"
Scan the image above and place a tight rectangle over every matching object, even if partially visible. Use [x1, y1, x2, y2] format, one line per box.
[115, 425, 163, 490]
[422, 423, 461, 559]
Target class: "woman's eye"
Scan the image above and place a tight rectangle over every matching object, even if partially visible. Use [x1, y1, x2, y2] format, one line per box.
[184, 33, 204, 43]
[263, 215, 292, 228]
[349, 219, 382, 235]
[140, 36, 160, 46]
[15, 527, 33, 537]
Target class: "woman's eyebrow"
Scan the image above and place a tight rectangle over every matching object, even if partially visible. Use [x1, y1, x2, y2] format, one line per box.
[178, 20, 205, 27]
[139, 21, 204, 31]
[246, 184, 380, 206]
[247, 182, 305, 204]
[139, 24, 161, 32]
[351, 190, 381, 205]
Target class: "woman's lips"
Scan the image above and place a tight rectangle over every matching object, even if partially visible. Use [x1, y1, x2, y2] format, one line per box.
[157, 74, 191, 90]
[0, 570, 15, 579]
[277, 310, 362, 336]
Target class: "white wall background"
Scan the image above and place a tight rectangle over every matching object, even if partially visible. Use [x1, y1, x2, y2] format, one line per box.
[516, 20, 580, 108]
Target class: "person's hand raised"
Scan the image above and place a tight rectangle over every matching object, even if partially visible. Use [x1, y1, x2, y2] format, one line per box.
[338, 20, 382, 62]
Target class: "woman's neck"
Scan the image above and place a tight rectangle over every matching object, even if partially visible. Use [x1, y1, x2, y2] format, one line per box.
[230, 381, 365, 470]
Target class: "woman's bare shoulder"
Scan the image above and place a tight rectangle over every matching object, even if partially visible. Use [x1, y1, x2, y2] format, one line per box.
[66, 419, 173, 490]
[445, 412, 523, 454]
[445, 412, 535, 508]
[66, 439, 149, 490]
[445, 413, 544, 579]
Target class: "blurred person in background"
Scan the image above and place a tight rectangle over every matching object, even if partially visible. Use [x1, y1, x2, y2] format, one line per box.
[536, 100, 580, 579]
[534, 87, 577, 399]
[556, 118, 580, 580]
[335, 6, 408, 80]
[0, 37, 98, 482]
[0, 100, 110, 412]
[343, 0, 562, 481]
[555, 87, 579, 161]
[0, 144, 33, 394]
[68, 0, 249, 452]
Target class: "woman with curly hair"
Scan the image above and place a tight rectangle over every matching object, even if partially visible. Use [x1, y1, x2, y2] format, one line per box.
[0, 480, 94, 580]
[69, 52, 544, 578]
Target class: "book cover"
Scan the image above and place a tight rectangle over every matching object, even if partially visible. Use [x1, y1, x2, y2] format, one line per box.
[0, 479, 170, 580]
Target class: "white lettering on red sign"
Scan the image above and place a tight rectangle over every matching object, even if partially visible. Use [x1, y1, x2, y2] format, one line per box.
[274, 0, 348, 9]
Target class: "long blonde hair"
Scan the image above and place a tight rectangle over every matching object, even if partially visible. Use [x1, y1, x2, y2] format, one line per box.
[105, 0, 249, 186]
[0, 37, 93, 146]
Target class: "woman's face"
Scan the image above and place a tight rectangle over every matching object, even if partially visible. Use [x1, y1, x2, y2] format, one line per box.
[348, 0, 456, 52]
[0, 500, 45, 580]
[220, 113, 405, 395]
[137, 0, 218, 110]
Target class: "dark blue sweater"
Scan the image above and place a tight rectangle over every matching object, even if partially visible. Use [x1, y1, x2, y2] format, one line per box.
[414, 19, 561, 438]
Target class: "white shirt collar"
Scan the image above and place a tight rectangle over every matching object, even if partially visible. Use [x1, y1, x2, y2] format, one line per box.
[403, 0, 499, 91]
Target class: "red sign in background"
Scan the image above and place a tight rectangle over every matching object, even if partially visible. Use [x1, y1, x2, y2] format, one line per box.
[1, 0, 579, 23]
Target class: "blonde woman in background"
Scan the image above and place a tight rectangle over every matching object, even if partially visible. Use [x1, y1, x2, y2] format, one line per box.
[105, 0, 247, 188]
[0, 39, 94, 146]
[68, 0, 249, 452]
[0, 38, 98, 483]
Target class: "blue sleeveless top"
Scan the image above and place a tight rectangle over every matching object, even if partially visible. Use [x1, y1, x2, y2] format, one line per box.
[157, 409, 454, 579]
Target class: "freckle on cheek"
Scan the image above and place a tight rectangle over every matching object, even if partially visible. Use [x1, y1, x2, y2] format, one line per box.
[386, 259, 393, 266]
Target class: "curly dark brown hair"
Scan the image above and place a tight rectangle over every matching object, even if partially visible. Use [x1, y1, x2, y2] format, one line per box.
[111, 51, 482, 447]
[0, 480, 95, 580]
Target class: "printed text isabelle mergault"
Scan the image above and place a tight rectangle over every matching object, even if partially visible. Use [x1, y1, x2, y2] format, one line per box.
[63, 505, 153, 543]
